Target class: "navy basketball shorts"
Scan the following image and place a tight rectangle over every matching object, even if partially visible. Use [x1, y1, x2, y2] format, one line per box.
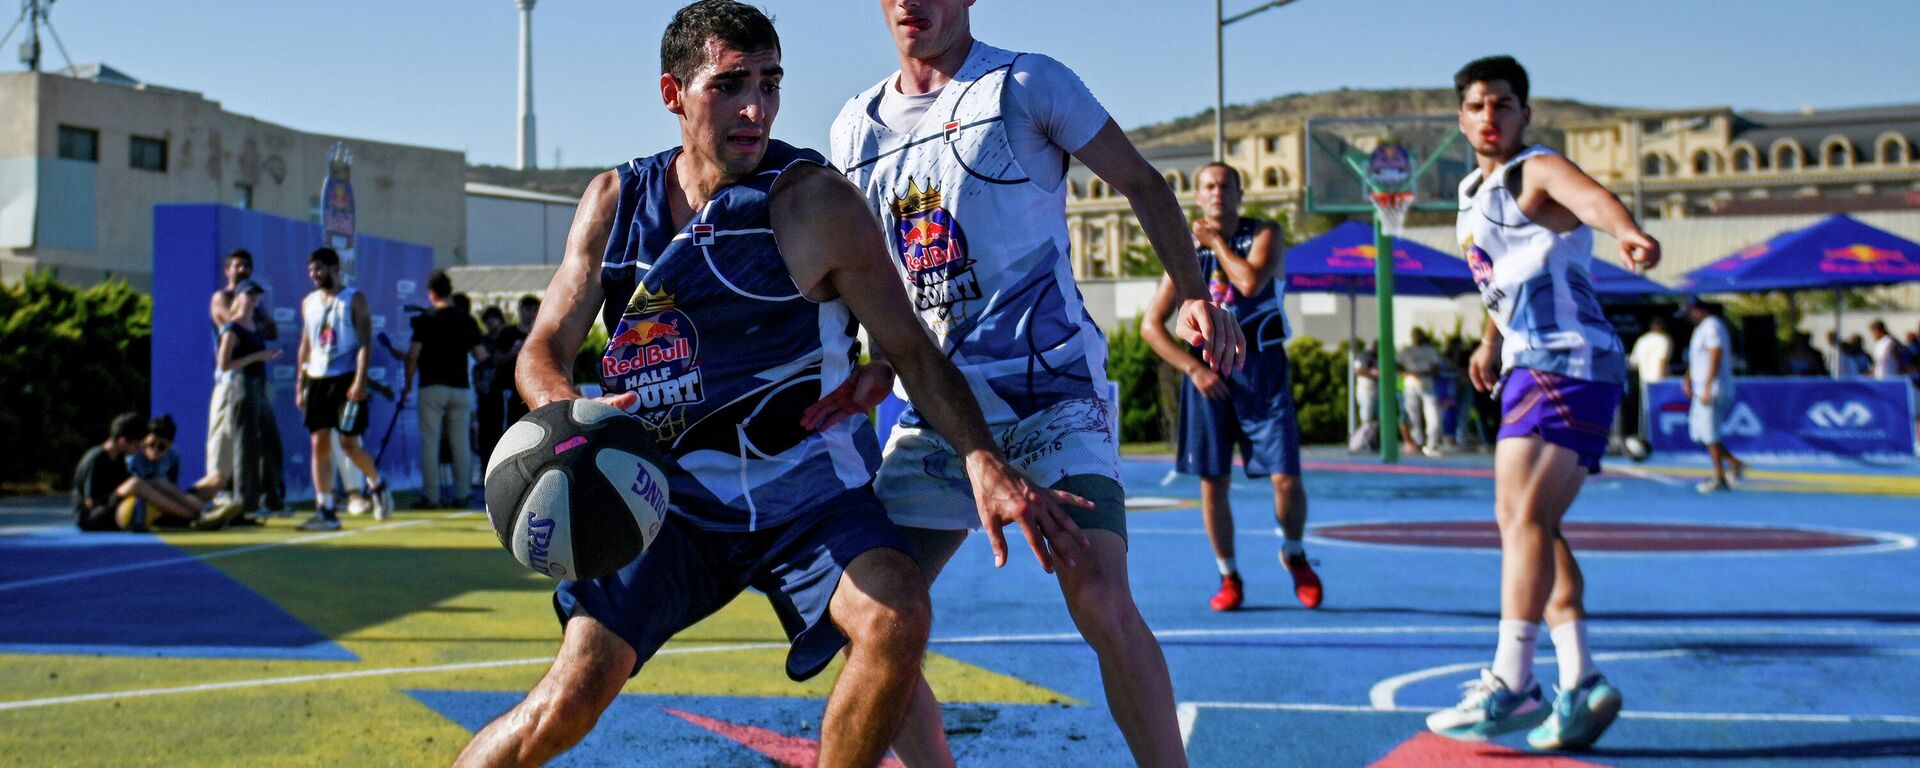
[1177, 339, 1302, 478]
[552, 486, 912, 681]
[1497, 367, 1622, 474]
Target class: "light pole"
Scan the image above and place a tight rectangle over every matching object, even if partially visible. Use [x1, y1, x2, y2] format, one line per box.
[1215, 0, 1302, 161]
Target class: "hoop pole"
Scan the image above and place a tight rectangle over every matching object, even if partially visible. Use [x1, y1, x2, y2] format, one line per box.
[1374, 217, 1399, 463]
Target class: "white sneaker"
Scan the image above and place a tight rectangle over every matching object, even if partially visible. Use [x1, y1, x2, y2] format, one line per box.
[1696, 478, 1729, 494]
[1426, 669, 1550, 742]
[346, 495, 371, 516]
[369, 483, 394, 521]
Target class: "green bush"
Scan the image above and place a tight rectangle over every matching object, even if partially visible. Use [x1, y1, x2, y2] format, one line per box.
[1106, 324, 1354, 447]
[0, 272, 152, 488]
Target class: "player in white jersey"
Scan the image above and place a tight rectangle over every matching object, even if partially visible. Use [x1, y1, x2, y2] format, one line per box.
[1425, 56, 1659, 752]
[813, 2, 1244, 765]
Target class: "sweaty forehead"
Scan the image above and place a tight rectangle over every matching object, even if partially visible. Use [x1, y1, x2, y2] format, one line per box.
[692, 38, 781, 81]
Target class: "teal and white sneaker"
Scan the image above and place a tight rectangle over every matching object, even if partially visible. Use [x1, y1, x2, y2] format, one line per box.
[1425, 669, 1551, 741]
[1527, 673, 1622, 751]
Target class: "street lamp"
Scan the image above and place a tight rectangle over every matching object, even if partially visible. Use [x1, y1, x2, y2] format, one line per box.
[1215, 0, 1303, 161]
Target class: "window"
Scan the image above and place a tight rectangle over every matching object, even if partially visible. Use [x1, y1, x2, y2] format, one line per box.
[233, 183, 253, 210]
[1164, 171, 1185, 191]
[1775, 143, 1801, 171]
[1229, 139, 1244, 156]
[1263, 136, 1279, 153]
[1824, 140, 1851, 168]
[1264, 168, 1281, 188]
[1640, 118, 1665, 135]
[1881, 137, 1910, 165]
[1090, 179, 1107, 199]
[57, 125, 98, 162]
[1692, 150, 1720, 175]
[130, 135, 168, 172]
[1732, 146, 1759, 172]
[1641, 153, 1670, 178]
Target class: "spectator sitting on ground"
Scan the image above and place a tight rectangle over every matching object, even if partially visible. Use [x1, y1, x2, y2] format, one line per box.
[129, 415, 246, 528]
[74, 413, 242, 532]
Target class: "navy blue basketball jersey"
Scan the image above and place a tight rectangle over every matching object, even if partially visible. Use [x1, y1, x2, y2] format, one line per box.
[599, 141, 879, 532]
[1199, 217, 1288, 351]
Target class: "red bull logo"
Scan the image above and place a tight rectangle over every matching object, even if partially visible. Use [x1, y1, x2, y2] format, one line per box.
[600, 283, 704, 430]
[1329, 245, 1420, 270]
[890, 179, 980, 325]
[1713, 242, 1770, 271]
[1819, 243, 1920, 277]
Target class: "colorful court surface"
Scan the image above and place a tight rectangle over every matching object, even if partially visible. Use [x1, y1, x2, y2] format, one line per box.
[3, 449, 1918, 766]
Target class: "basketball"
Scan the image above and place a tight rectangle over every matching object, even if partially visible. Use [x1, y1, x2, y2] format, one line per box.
[484, 398, 670, 580]
[1623, 435, 1652, 463]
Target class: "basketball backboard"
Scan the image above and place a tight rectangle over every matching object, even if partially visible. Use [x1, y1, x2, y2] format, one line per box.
[1304, 115, 1470, 214]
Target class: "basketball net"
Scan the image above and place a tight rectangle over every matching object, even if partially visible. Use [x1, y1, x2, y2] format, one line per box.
[1369, 191, 1414, 237]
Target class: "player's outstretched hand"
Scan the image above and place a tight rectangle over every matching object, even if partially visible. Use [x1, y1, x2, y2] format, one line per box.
[967, 457, 1094, 573]
[1620, 229, 1661, 273]
[1468, 340, 1500, 393]
[1177, 299, 1245, 374]
[801, 360, 895, 432]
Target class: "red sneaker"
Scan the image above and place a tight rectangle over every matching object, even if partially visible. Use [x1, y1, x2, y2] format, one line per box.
[1283, 551, 1323, 609]
[1209, 574, 1244, 612]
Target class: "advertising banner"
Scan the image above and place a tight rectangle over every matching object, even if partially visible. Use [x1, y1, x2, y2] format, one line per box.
[1646, 378, 1916, 463]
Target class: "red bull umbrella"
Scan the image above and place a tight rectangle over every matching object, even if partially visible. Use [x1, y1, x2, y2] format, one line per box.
[1283, 221, 1476, 297]
[1680, 213, 1920, 293]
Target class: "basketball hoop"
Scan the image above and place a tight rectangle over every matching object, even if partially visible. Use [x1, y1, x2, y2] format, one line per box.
[1369, 190, 1414, 237]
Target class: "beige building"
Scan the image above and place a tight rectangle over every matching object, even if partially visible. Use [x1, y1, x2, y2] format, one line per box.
[1066, 104, 1920, 278]
[0, 64, 467, 289]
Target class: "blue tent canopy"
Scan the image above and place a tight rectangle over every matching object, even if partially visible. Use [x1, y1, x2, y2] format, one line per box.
[1680, 214, 1920, 294]
[1283, 221, 1476, 297]
[1589, 257, 1670, 297]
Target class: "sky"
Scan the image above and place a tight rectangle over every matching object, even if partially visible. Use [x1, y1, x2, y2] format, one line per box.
[11, 0, 1920, 169]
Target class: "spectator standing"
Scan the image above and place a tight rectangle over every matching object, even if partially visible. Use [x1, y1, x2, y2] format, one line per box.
[403, 271, 489, 508]
[1868, 320, 1903, 380]
[1398, 328, 1446, 456]
[501, 296, 538, 424]
[474, 306, 511, 465]
[1350, 341, 1380, 452]
[218, 280, 286, 517]
[1684, 299, 1745, 493]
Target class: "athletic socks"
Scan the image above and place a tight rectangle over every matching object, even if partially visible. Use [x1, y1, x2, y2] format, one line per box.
[316, 492, 334, 512]
[1550, 620, 1596, 690]
[1280, 537, 1305, 559]
[1492, 619, 1540, 692]
[1216, 556, 1238, 577]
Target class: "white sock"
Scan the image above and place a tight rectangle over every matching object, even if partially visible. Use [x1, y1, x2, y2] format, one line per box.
[1281, 538, 1305, 558]
[1216, 556, 1237, 577]
[1492, 620, 1540, 691]
[316, 492, 334, 511]
[1550, 621, 1595, 690]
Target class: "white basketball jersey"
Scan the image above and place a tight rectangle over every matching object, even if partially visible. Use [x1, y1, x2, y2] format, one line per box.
[302, 286, 361, 379]
[831, 42, 1111, 429]
[1457, 146, 1625, 385]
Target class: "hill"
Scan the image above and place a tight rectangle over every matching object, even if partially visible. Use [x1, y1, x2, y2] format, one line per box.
[466, 87, 1639, 195]
[1126, 87, 1633, 148]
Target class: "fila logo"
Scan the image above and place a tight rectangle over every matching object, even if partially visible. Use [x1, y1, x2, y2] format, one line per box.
[692, 224, 715, 246]
[1723, 403, 1763, 437]
[943, 120, 962, 143]
[1808, 400, 1873, 428]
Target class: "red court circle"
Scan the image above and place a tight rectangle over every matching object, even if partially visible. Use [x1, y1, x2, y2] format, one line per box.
[1316, 521, 1881, 552]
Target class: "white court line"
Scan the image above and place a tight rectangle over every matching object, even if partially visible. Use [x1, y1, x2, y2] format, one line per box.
[1605, 462, 1692, 488]
[931, 623, 1920, 646]
[0, 518, 441, 593]
[0, 642, 786, 713]
[1368, 650, 1687, 710]
[1177, 700, 1920, 726]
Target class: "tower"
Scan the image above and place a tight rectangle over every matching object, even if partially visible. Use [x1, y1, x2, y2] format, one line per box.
[516, 0, 537, 170]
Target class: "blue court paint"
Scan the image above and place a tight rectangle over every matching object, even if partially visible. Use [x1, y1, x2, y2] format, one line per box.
[0, 531, 354, 661]
[409, 691, 1131, 765]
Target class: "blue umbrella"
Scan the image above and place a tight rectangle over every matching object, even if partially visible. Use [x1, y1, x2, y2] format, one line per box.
[1590, 257, 1670, 297]
[1284, 221, 1476, 297]
[1680, 214, 1920, 294]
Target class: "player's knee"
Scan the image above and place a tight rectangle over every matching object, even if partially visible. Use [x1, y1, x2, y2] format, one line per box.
[839, 563, 932, 655]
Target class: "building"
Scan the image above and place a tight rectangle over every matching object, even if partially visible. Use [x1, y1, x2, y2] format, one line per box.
[1066, 103, 1920, 278]
[0, 65, 466, 289]
[465, 182, 575, 266]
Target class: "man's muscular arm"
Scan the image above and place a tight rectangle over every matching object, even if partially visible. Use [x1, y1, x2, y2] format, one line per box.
[1523, 154, 1661, 272]
[516, 171, 627, 412]
[1205, 220, 1281, 298]
[1074, 120, 1244, 372]
[773, 165, 1091, 572]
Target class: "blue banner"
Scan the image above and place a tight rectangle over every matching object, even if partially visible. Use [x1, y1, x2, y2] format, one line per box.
[153, 204, 433, 502]
[1646, 378, 1916, 463]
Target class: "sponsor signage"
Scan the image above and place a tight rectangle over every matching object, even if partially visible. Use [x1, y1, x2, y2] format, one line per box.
[1646, 378, 1916, 462]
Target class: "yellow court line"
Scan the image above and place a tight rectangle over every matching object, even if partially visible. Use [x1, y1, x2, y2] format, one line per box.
[1630, 465, 1920, 492]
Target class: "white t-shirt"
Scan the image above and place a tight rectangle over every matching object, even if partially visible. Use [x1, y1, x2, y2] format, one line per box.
[1398, 344, 1443, 384]
[1871, 334, 1902, 379]
[1629, 331, 1671, 383]
[1687, 315, 1733, 397]
[872, 53, 1109, 192]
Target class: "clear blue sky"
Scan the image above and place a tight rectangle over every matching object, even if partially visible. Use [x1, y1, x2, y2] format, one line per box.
[16, 0, 1920, 168]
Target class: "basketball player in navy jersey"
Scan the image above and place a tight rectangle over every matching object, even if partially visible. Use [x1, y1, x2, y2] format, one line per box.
[1141, 163, 1320, 614]
[454, 4, 1088, 766]
[1425, 55, 1659, 752]
[811, 2, 1244, 765]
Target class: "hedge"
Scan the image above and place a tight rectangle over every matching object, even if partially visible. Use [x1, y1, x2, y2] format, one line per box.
[0, 273, 152, 487]
[1106, 319, 1352, 446]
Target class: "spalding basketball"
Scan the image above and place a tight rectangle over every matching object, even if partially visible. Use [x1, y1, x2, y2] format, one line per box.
[484, 399, 669, 579]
